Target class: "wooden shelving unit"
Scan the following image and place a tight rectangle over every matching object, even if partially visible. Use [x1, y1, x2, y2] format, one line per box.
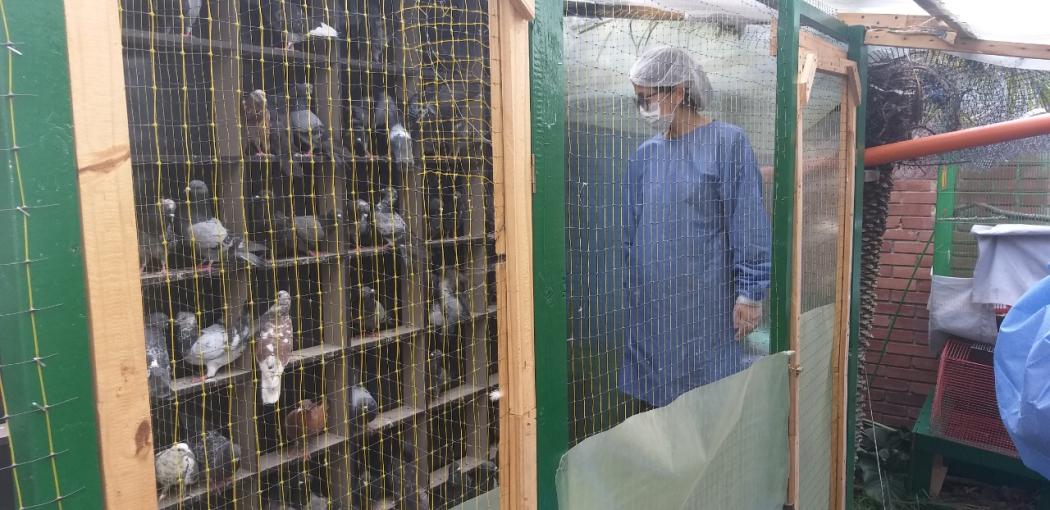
[123, 0, 497, 507]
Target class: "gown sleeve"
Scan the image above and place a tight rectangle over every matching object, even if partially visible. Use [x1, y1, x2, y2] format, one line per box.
[622, 155, 643, 278]
[721, 130, 772, 302]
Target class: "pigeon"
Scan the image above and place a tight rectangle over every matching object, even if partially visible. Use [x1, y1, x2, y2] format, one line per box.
[145, 312, 174, 401]
[188, 429, 240, 493]
[360, 0, 388, 63]
[347, 197, 373, 248]
[175, 309, 249, 381]
[270, 210, 301, 258]
[136, 198, 176, 272]
[374, 91, 413, 164]
[289, 83, 326, 158]
[347, 364, 378, 431]
[243, 90, 271, 157]
[427, 195, 445, 240]
[447, 459, 498, 502]
[453, 189, 470, 236]
[373, 188, 406, 248]
[180, 0, 202, 37]
[291, 209, 343, 256]
[284, 398, 327, 458]
[429, 267, 467, 331]
[426, 349, 452, 400]
[281, 1, 340, 49]
[264, 94, 299, 177]
[179, 180, 263, 272]
[349, 285, 389, 334]
[253, 290, 293, 404]
[348, 99, 372, 157]
[155, 442, 197, 500]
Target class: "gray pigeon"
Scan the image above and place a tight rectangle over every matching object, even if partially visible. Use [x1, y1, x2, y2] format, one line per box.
[136, 198, 176, 272]
[145, 312, 174, 401]
[348, 197, 373, 248]
[373, 188, 406, 248]
[176, 310, 249, 381]
[349, 285, 388, 334]
[189, 429, 240, 493]
[174, 0, 202, 37]
[374, 91, 413, 164]
[292, 209, 343, 256]
[347, 364, 378, 431]
[289, 83, 326, 157]
[425, 349, 451, 400]
[429, 267, 467, 330]
[252, 290, 293, 404]
[155, 442, 197, 500]
[180, 180, 263, 271]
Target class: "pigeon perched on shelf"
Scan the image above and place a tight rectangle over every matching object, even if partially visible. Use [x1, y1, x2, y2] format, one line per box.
[282, 1, 340, 49]
[347, 197, 373, 248]
[428, 267, 467, 331]
[175, 309, 249, 382]
[145, 312, 174, 401]
[373, 188, 406, 248]
[349, 285, 390, 335]
[346, 364, 378, 432]
[447, 459, 498, 503]
[374, 91, 413, 164]
[427, 195, 446, 240]
[243, 89, 271, 157]
[291, 209, 343, 256]
[348, 99, 372, 157]
[155, 442, 197, 500]
[253, 290, 293, 404]
[178, 180, 264, 272]
[425, 349, 452, 400]
[161, 0, 202, 37]
[289, 83, 327, 158]
[136, 198, 176, 273]
[188, 429, 240, 493]
[284, 398, 327, 458]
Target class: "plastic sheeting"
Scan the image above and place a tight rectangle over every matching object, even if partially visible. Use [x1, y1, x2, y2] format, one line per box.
[995, 271, 1050, 480]
[928, 275, 998, 353]
[972, 224, 1050, 306]
[556, 352, 790, 510]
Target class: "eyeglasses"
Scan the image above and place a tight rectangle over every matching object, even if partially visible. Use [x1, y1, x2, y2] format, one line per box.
[635, 90, 669, 108]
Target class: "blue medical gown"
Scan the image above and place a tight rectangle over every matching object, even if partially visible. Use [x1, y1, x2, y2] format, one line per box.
[618, 121, 772, 407]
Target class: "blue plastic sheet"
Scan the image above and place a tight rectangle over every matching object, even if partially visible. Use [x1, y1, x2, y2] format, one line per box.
[995, 270, 1050, 480]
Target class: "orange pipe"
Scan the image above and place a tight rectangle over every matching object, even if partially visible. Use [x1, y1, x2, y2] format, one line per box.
[864, 114, 1050, 167]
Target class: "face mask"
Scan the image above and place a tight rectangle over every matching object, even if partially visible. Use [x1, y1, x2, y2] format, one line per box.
[639, 101, 675, 133]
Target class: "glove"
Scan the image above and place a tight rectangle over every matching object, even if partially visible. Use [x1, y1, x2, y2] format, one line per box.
[733, 300, 762, 340]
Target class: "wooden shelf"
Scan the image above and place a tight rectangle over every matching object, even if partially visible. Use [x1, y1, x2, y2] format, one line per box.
[157, 468, 253, 510]
[172, 367, 250, 395]
[426, 234, 488, 247]
[258, 432, 348, 472]
[140, 247, 391, 286]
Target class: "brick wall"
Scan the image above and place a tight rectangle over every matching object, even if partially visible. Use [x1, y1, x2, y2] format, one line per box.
[866, 175, 938, 428]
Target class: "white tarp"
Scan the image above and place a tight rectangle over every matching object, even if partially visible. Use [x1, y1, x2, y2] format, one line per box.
[971, 224, 1050, 306]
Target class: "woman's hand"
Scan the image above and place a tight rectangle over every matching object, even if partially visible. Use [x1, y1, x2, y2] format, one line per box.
[733, 302, 762, 340]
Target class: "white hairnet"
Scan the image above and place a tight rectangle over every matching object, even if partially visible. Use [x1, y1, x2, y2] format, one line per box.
[629, 46, 714, 110]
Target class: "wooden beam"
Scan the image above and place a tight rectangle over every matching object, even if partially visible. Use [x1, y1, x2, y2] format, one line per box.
[61, 2, 157, 509]
[511, 0, 535, 20]
[491, 0, 537, 507]
[798, 51, 819, 106]
[912, 0, 977, 39]
[864, 28, 1050, 60]
[837, 12, 937, 29]
[565, 0, 685, 20]
[772, 20, 849, 66]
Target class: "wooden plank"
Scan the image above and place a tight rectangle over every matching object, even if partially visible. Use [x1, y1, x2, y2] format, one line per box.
[864, 28, 1050, 60]
[61, 2, 158, 509]
[491, 0, 537, 507]
[798, 51, 819, 106]
[911, 0, 977, 39]
[510, 0, 536, 20]
[786, 53, 808, 509]
[772, 19, 849, 64]
[837, 12, 938, 29]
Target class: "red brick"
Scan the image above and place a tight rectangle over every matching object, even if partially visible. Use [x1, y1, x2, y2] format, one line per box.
[901, 217, 934, 230]
[899, 392, 930, 407]
[892, 317, 929, 332]
[893, 241, 932, 254]
[892, 266, 931, 280]
[910, 382, 934, 396]
[877, 277, 912, 291]
[872, 401, 911, 418]
[893, 180, 936, 192]
[877, 366, 938, 384]
[882, 240, 894, 252]
[897, 191, 937, 205]
[868, 389, 886, 402]
[885, 342, 934, 357]
[884, 216, 902, 229]
[912, 357, 939, 371]
[870, 376, 910, 392]
[882, 253, 918, 267]
[884, 229, 920, 241]
[879, 265, 893, 277]
[877, 353, 911, 368]
[889, 203, 934, 217]
[877, 414, 913, 428]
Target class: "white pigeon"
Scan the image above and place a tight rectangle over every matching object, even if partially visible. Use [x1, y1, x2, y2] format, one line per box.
[374, 188, 406, 248]
[253, 290, 293, 404]
[176, 311, 248, 382]
[155, 442, 197, 500]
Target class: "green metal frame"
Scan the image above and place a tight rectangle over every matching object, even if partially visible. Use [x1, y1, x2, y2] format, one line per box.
[0, 2, 107, 509]
[531, 0, 570, 507]
[933, 165, 959, 276]
[846, 24, 869, 510]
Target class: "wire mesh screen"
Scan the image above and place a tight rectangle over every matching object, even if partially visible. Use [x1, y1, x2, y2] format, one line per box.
[797, 70, 846, 510]
[120, 0, 498, 507]
[564, 2, 777, 443]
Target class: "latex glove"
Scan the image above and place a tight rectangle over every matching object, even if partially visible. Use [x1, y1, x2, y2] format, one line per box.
[733, 301, 762, 340]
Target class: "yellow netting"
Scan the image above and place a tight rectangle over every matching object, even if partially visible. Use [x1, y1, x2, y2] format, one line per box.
[120, 0, 497, 507]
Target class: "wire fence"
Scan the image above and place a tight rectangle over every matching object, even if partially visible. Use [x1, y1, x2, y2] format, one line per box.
[119, 0, 498, 507]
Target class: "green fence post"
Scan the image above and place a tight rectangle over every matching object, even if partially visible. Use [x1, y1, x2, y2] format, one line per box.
[0, 2, 106, 509]
[770, 0, 800, 354]
[933, 165, 958, 276]
[845, 24, 869, 510]
[531, 0, 568, 507]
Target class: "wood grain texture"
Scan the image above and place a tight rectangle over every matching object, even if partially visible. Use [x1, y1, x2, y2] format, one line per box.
[865, 28, 1050, 59]
[62, 1, 157, 508]
[490, 0, 537, 507]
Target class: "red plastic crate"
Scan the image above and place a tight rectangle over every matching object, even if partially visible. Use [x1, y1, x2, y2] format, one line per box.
[930, 337, 1018, 456]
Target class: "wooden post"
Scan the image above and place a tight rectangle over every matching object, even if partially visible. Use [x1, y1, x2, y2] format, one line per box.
[62, 2, 158, 508]
[490, 0, 537, 507]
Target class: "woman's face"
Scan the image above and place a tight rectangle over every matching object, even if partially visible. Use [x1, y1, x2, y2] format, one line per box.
[633, 84, 684, 117]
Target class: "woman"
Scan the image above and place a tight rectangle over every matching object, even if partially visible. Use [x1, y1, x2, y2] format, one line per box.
[619, 46, 772, 411]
